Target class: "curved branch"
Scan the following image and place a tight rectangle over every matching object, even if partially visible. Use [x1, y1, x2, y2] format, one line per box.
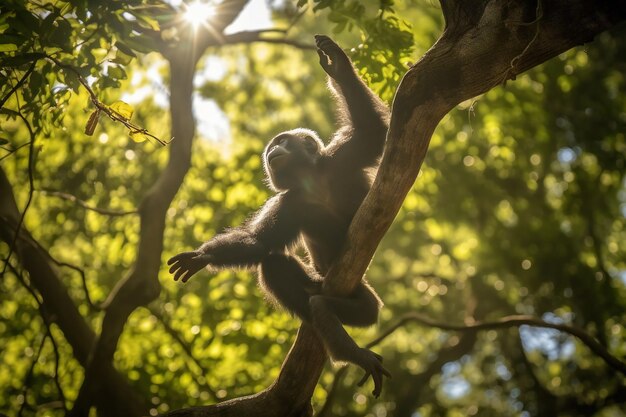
[9, 263, 68, 413]
[222, 30, 315, 50]
[38, 190, 138, 217]
[18, 328, 47, 417]
[0, 141, 31, 162]
[47, 56, 171, 146]
[149, 306, 218, 401]
[0, 61, 36, 110]
[0, 175, 149, 416]
[70, 1, 254, 415]
[164, 1, 626, 415]
[373, 313, 626, 375]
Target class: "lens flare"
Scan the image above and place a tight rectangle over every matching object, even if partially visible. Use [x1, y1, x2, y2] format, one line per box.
[183, 1, 216, 28]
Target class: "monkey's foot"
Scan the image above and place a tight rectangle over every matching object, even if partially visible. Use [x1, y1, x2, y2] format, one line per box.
[355, 349, 391, 398]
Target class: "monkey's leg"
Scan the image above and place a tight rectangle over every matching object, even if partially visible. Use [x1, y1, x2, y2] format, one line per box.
[260, 256, 389, 396]
[259, 253, 322, 321]
[311, 282, 381, 327]
[308, 283, 380, 359]
[309, 283, 389, 397]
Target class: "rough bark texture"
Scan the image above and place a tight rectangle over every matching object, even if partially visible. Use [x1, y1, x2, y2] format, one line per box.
[164, 0, 626, 415]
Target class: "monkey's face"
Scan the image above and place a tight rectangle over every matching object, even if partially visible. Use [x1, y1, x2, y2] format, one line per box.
[264, 128, 323, 191]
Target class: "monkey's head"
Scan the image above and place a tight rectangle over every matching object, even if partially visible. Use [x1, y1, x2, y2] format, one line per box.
[263, 128, 324, 191]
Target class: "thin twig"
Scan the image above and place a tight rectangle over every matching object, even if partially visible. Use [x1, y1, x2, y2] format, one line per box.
[18, 331, 47, 417]
[0, 61, 36, 110]
[317, 366, 348, 417]
[39, 190, 138, 217]
[372, 313, 626, 375]
[54, 257, 101, 312]
[149, 306, 218, 400]
[9, 263, 68, 413]
[46, 55, 172, 146]
[286, 5, 308, 33]
[45, 323, 67, 412]
[31, 227, 102, 311]
[221, 31, 315, 50]
[321, 309, 626, 415]
[0, 141, 32, 162]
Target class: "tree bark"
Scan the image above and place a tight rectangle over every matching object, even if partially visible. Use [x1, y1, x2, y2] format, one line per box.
[164, 0, 626, 415]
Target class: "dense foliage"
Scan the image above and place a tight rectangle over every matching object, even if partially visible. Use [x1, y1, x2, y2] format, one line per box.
[1, 0, 624, 416]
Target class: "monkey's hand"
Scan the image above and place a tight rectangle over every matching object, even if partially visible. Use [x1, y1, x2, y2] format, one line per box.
[167, 251, 210, 283]
[315, 34, 353, 81]
[355, 348, 391, 398]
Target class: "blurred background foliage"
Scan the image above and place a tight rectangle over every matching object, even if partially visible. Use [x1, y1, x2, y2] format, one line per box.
[1, 0, 625, 416]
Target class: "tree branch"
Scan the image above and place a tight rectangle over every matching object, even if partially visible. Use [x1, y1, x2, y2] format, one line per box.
[38, 190, 138, 217]
[9, 263, 68, 414]
[375, 313, 626, 375]
[47, 56, 171, 146]
[163, 1, 626, 415]
[18, 326, 47, 417]
[0, 167, 149, 417]
[69, 1, 253, 415]
[0, 61, 35, 110]
[0, 141, 31, 162]
[222, 30, 315, 50]
[149, 306, 218, 401]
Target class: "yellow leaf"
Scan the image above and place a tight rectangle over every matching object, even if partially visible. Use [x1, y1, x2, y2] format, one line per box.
[0, 44, 18, 52]
[109, 100, 134, 120]
[129, 131, 148, 143]
[139, 15, 160, 31]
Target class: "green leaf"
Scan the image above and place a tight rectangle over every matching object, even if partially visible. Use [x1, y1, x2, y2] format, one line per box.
[115, 42, 137, 58]
[122, 36, 153, 54]
[29, 71, 44, 94]
[107, 65, 127, 80]
[0, 43, 17, 52]
[48, 19, 73, 51]
[0, 138, 9, 145]
[63, 70, 81, 92]
[109, 100, 134, 120]
[136, 14, 160, 31]
[40, 11, 57, 34]
[0, 108, 19, 117]
[0, 52, 45, 68]
[113, 48, 134, 65]
[90, 47, 108, 61]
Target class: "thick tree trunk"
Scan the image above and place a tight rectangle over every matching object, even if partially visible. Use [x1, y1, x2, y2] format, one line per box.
[164, 0, 626, 415]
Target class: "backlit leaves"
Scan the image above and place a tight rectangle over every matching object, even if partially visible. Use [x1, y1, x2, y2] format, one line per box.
[109, 100, 135, 121]
[129, 131, 149, 143]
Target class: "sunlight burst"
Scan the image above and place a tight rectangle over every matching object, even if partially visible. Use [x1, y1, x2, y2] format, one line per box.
[183, 1, 216, 28]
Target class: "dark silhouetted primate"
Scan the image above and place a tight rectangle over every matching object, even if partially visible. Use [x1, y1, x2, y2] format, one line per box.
[168, 35, 390, 396]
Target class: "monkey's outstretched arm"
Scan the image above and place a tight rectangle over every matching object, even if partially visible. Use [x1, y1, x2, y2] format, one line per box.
[168, 195, 299, 282]
[315, 35, 389, 134]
